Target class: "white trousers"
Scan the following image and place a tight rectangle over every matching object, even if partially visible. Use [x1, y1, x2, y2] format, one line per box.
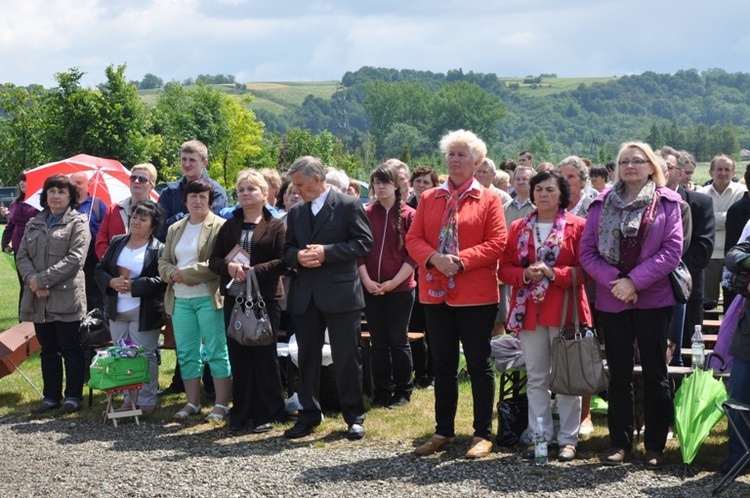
[109, 308, 160, 406]
[519, 325, 581, 446]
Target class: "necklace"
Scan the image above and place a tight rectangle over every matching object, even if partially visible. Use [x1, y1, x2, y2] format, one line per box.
[534, 222, 544, 258]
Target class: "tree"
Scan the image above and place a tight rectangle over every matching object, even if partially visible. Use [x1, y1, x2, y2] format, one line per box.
[382, 123, 431, 158]
[208, 95, 268, 188]
[42, 67, 100, 160]
[428, 81, 506, 144]
[363, 81, 431, 152]
[139, 73, 163, 90]
[95, 64, 157, 163]
[0, 84, 47, 184]
[528, 131, 552, 162]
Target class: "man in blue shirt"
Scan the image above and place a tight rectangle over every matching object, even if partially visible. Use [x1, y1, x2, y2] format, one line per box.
[71, 172, 107, 312]
[157, 140, 226, 398]
[157, 140, 227, 240]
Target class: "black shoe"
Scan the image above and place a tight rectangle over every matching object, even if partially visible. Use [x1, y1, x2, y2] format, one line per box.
[704, 299, 718, 311]
[157, 385, 185, 397]
[253, 423, 273, 434]
[284, 422, 318, 439]
[347, 424, 365, 440]
[60, 399, 81, 414]
[370, 395, 391, 408]
[389, 394, 410, 408]
[32, 399, 60, 414]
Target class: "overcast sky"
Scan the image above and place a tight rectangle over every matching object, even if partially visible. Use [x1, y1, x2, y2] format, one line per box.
[2, 0, 748, 88]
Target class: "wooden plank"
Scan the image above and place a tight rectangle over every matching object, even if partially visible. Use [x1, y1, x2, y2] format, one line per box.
[703, 319, 722, 329]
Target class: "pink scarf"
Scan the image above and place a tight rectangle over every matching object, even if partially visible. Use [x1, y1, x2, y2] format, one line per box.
[506, 209, 566, 334]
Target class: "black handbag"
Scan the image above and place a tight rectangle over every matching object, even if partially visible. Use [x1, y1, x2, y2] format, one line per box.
[226, 268, 274, 347]
[668, 260, 692, 304]
[79, 308, 112, 346]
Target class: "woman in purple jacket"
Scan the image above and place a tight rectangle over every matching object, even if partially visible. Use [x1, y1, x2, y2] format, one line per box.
[580, 142, 683, 470]
[1, 171, 40, 318]
[358, 163, 417, 408]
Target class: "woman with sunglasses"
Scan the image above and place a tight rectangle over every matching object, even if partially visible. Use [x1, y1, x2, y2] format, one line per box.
[95, 164, 158, 259]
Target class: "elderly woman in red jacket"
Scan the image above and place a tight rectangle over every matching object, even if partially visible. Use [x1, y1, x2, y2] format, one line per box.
[498, 170, 591, 463]
[406, 129, 507, 459]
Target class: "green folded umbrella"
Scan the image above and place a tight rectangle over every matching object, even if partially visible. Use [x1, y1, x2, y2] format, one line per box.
[674, 368, 728, 465]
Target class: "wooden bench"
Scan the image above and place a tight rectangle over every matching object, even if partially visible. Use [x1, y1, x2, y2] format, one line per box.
[703, 319, 722, 330]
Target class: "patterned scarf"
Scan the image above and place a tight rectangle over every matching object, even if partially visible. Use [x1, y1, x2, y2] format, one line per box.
[506, 209, 566, 334]
[426, 178, 474, 299]
[598, 180, 656, 265]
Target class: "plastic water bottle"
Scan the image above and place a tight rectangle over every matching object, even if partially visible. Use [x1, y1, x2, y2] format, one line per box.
[691, 325, 705, 370]
[533, 416, 548, 465]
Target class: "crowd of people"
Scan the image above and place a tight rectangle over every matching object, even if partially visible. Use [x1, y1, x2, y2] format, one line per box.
[5, 132, 750, 472]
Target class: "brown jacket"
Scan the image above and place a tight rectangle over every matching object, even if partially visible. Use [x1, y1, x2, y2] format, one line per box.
[16, 207, 90, 323]
[209, 206, 288, 300]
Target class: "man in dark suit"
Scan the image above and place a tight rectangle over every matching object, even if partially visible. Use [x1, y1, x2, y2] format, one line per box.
[282, 156, 373, 440]
[724, 164, 750, 309]
[674, 150, 715, 363]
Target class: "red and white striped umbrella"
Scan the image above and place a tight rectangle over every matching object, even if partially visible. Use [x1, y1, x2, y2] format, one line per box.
[24, 154, 158, 211]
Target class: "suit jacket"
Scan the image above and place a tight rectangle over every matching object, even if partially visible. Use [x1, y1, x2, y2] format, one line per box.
[158, 211, 225, 315]
[283, 188, 373, 315]
[678, 186, 716, 301]
[95, 234, 166, 331]
[726, 192, 750, 256]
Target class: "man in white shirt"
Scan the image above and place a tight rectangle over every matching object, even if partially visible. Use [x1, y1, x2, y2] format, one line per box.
[698, 154, 746, 309]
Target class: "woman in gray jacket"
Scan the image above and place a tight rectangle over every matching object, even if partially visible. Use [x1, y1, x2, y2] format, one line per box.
[16, 174, 90, 414]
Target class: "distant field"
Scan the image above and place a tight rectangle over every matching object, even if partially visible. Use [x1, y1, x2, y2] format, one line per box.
[500, 76, 618, 97]
[244, 81, 339, 113]
[137, 78, 617, 115]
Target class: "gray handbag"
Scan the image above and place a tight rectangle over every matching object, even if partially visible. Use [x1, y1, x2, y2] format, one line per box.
[226, 268, 274, 347]
[549, 268, 609, 396]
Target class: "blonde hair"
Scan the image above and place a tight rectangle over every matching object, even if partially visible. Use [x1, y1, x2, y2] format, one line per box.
[131, 163, 158, 185]
[236, 168, 268, 195]
[615, 141, 666, 188]
[438, 129, 487, 164]
[260, 168, 282, 191]
[181, 140, 208, 162]
[492, 169, 510, 189]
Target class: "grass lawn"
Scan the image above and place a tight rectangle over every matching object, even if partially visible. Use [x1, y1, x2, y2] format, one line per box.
[0, 224, 731, 471]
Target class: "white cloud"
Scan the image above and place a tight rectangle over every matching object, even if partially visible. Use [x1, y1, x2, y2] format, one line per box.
[0, 0, 748, 87]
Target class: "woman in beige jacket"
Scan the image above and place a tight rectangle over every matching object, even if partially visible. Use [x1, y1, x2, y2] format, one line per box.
[158, 179, 228, 422]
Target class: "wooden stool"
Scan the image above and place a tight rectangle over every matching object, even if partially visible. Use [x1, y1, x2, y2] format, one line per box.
[103, 383, 144, 427]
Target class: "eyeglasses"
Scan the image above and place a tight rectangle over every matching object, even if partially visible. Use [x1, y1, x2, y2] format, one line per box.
[130, 174, 150, 184]
[618, 159, 650, 167]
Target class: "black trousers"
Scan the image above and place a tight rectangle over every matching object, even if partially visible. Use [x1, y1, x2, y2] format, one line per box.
[409, 295, 434, 380]
[601, 306, 673, 452]
[363, 290, 414, 399]
[224, 299, 285, 427]
[424, 303, 496, 440]
[35, 320, 85, 402]
[295, 302, 365, 426]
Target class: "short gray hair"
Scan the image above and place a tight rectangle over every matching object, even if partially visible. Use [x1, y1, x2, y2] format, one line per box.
[288, 156, 325, 179]
[557, 155, 588, 182]
[480, 158, 496, 173]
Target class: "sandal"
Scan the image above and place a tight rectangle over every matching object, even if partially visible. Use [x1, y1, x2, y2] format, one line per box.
[206, 404, 230, 423]
[174, 402, 201, 420]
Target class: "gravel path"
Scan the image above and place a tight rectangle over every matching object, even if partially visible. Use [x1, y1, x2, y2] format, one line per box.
[0, 415, 748, 498]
